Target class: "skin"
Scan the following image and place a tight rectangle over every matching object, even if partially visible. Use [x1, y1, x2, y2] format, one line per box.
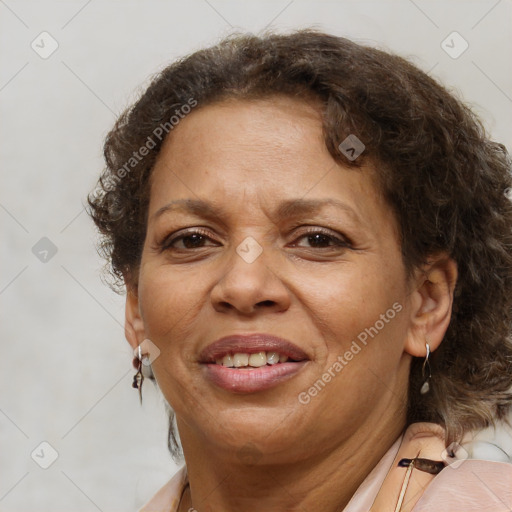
[125, 96, 457, 511]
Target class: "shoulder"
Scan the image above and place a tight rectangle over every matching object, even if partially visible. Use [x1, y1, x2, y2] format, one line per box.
[413, 458, 512, 511]
[371, 422, 512, 511]
[138, 465, 188, 512]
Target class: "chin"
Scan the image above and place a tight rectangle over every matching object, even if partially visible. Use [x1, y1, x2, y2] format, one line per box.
[203, 407, 302, 451]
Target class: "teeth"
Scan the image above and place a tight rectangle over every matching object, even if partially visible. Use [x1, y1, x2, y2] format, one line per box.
[216, 351, 290, 367]
[248, 352, 267, 367]
[233, 353, 249, 367]
[222, 354, 234, 367]
[267, 352, 280, 365]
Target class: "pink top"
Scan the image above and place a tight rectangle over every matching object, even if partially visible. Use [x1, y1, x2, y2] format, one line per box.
[139, 422, 512, 511]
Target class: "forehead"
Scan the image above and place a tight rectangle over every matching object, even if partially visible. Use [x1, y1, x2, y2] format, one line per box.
[148, 96, 394, 235]
[155, 96, 326, 168]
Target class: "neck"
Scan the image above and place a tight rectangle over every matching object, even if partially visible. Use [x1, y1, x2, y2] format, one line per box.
[178, 418, 404, 512]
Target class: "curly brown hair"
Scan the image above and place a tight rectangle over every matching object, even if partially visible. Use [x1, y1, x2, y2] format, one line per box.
[87, 30, 512, 453]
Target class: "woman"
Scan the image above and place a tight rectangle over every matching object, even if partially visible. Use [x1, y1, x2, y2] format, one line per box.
[87, 31, 512, 511]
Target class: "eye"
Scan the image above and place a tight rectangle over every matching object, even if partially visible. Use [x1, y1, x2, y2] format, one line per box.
[157, 227, 351, 253]
[160, 228, 219, 251]
[290, 228, 351, 249]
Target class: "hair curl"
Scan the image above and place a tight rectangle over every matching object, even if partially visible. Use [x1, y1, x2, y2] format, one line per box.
[87, 30, 512, 455]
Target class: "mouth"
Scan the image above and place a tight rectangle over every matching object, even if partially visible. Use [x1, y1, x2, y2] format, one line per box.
[199, 333, 309, 393]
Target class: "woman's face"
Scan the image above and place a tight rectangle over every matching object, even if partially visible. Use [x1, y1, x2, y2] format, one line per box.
[129, 96, 418, 462]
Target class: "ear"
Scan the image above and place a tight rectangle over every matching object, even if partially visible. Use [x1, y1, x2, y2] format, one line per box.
[404, 253, 457, 358]
[125, 284, 147, 351]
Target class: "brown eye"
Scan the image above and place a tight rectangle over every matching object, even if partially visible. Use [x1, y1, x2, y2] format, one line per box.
[160, 229, 218, 251]
[181, 234, 210, 249]
[292, 229, 351, 249]
[303, 233, 335, 248]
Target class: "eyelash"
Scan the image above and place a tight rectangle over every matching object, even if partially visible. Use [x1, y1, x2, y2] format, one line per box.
[158, 227, 352, 252]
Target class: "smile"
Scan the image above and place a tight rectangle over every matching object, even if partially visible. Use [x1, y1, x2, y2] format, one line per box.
[215, 351, 290, 368]
[203, 360, 308, 393]
[199, 334, 309, 393]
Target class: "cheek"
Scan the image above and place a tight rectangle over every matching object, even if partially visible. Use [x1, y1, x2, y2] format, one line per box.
[299, 260, 406, 344]
[137, 262, 206, 358]
[137, 265, 205, 408]
[302, 262, 410, 407]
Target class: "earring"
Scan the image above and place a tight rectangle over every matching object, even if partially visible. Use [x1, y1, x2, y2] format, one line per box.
[132, 345, 144, 404]
[420, 342, 432, 395]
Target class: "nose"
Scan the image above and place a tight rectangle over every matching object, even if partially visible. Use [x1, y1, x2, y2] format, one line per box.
[210, 243, 291, 316]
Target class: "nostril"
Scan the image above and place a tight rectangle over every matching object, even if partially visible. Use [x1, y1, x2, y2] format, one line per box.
[256, 300, 276, 308]
[214, 299, 279, 314]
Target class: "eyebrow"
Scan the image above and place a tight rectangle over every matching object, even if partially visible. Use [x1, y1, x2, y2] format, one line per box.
[152, 198, 361, 224]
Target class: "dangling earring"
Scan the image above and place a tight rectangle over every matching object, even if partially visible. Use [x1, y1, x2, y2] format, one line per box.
[132, 345, 144, 404]
[420, 342, 432, 395]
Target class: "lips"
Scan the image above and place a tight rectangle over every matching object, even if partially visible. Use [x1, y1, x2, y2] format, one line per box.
[199, 333, 309, 393]
[199, 333, 309, 363]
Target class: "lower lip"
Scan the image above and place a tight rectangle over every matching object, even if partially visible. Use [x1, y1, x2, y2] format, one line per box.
[202, 362, 307, 393]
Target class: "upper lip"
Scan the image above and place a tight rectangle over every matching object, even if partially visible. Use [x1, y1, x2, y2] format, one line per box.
[199, 333, 309, 363]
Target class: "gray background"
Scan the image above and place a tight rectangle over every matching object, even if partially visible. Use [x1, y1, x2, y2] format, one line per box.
[1, 1, 511, 511]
